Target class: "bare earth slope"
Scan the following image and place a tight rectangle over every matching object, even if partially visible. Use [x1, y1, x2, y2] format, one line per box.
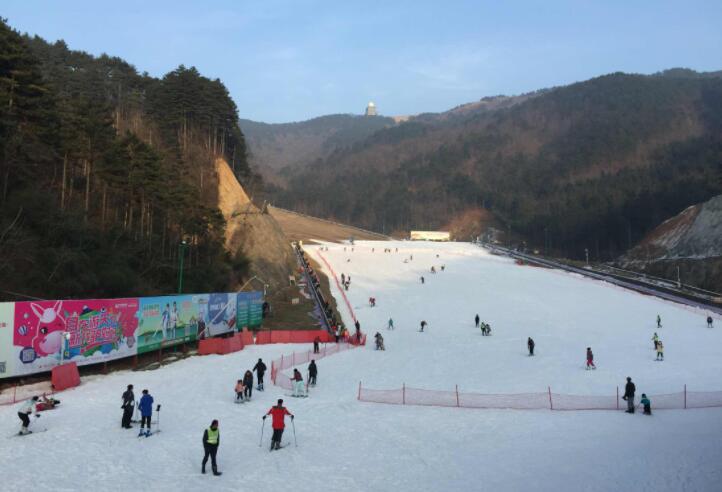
[269, 206, 390, 243]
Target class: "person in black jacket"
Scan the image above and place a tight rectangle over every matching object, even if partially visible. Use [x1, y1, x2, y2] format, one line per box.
[623, 377, 636, 413]
[308, 360, 318, 386]
[527, 338, 535, 356]
[475, 314, 480, 328]
[253, 359, 267, 391]
[243, 370, 254, 401]
[202, 420, 221, 476]
[121, 384, 134, 429]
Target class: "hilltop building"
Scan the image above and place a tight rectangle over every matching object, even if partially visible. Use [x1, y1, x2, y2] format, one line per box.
[365, 101, 377, 116]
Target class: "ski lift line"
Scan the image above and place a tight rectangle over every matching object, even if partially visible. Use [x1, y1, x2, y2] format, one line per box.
[294, 247, 333, 331]
[316, 250, 357, 324]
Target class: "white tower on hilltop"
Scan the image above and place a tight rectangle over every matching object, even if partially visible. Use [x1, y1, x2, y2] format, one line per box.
[365, 101, 377, 116]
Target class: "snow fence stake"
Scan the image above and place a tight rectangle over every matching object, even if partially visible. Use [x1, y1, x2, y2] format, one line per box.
[548, 386, 553, 410]
[455, 385, 460, 407]
[616, 387, 619, 410]
[684, 384, 687, 409]
[358, 381, 361, 400]
[402, 383, 406, 405]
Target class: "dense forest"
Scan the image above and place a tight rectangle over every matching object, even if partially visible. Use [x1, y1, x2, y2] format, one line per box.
[276, 70, 722, 260]
[0, 18, 254, 300]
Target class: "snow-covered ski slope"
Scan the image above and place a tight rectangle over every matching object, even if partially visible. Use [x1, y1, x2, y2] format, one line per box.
[2, 241, 721, 492]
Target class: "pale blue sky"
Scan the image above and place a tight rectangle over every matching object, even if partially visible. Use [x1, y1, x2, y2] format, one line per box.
[4, 0, 722, 122]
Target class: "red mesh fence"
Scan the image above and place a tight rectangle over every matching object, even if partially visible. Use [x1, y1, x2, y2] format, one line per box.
[358, 383, 722, 411]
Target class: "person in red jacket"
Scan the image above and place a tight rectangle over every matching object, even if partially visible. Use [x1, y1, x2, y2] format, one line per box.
[264, 399, 293, 450]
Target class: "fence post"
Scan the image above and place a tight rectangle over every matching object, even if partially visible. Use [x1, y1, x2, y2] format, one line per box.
[455, 385, 460, 407]
[402, 383, 406, 405]
[548, 386, 553, 410]
[358, 381, 361, 400]
[684, 384, 687, 409]
[616, 386, 619, 410]
[13, 384, 17, 404]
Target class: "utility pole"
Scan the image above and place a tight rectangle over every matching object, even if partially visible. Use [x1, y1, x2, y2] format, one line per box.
[178, 240, 188, 294]
[585, 248, 589, 266]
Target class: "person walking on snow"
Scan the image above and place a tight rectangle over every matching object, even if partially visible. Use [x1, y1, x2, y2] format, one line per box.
[313, 336, 320, 354]
[475, 314, 480, 328]
[640, 394, 652, 415]
[264, 399, 293, 450]
[388, 318, 394, 330]
[420, 320, 427, 332]
[623, 377, 636, 413]
[243, 370, 254, 400]
[586, 347, 596, 370]
[138, 389, 154, 436]
[708, 316, 714, 328]
[201, 420, 222, 475]
[291, 369, 305, 397]
[308, 360, 318, 386]
[253, 358, 267, 391]
[121, 384, 135, 428]
[656, 340, 664, 361]
[528, 337, 535, 356]
[656, 315, 662, 328]
[17, 396, 40, 435]
[651, 333, 659, 350]
[420, 276, 425, 284]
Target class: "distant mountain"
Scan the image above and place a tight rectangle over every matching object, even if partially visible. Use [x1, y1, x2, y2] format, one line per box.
[239, 114, 396, 181]
[274, 69, 722, 257]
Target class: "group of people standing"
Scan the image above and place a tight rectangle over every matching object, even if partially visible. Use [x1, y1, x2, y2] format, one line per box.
[120, 385, 155, 436]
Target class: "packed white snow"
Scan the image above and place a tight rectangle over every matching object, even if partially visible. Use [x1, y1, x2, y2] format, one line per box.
[1, 241, 721, 492]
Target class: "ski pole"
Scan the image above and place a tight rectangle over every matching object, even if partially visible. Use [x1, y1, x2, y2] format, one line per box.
[292, 418, 297, 447]
[259, 418, 266, 447]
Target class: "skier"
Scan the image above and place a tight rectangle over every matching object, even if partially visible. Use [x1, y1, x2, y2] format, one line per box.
[388, 318, 394, 330]
[253, 358, 267, 391]
[313, 336, 320, 354]
[355, 320, 361, 342]
[475, 314, 480, 328]
[243, 370, 254, 400]
[291, 369, 305, 397]
[235, 380, 245, 402]
[341, 273, 345, 285]
[656, 315, 662, 328]
[420, 276, 425, 284]
[527, 337, 535, 356]
[640, 394, 652, 415]
[138, 389, 154, 436]
[420, 320, 427, 332]
[441, 265, 445, 271]
[431, 266, 436, 274]
[264, 399, 294, 451]
[651, 332, 659, 350]
[708, 316, 714, 328]
[374, 332, 385, 350]
[308, 360, 318, 386]
[121, 384, 135, 428]
[586, 347, 596, 370]
[17, 396, 40, 435]
[623, 377, 636, 413]
[201, 420, 222, 476]
[656, 340, 664, 361]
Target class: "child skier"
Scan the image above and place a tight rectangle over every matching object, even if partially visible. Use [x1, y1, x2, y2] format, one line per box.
[374, 332, 385, 350]
[586, 347, 596, 370]
[640, 394, 652, 415]
[651, 333, 659, 350]
[17, 396, 40, 435]
[264, 399, 294, 451]
[308, 360, 318, 386]
[138, 389, 154, 436]
[388, 318, 394, 330]
[656, 340, 664, 361]
[528, 337, 535, 356]
[235, 380, 245, 402]
[708, 316, 714, 328]
[657, 315, 662, 328]
[291, 369, 305, 397]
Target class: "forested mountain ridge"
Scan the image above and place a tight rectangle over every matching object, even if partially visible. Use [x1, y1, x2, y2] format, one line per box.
[239, 113, 396, 185]
[276, 70, 722, 258]
[0, 18, 256, 300]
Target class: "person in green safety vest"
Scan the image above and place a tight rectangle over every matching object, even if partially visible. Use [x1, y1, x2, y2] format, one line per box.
[202, 420, 222, 476]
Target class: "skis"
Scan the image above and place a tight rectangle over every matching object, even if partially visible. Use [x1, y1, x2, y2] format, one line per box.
[269, 441, 291, 452]
[9, 428, 47, 438]
[285, 394, 309, 398]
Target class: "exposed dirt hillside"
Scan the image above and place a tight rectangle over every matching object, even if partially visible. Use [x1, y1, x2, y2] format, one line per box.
[269, 206, 390, 243]
[216, 158, 297, 291]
